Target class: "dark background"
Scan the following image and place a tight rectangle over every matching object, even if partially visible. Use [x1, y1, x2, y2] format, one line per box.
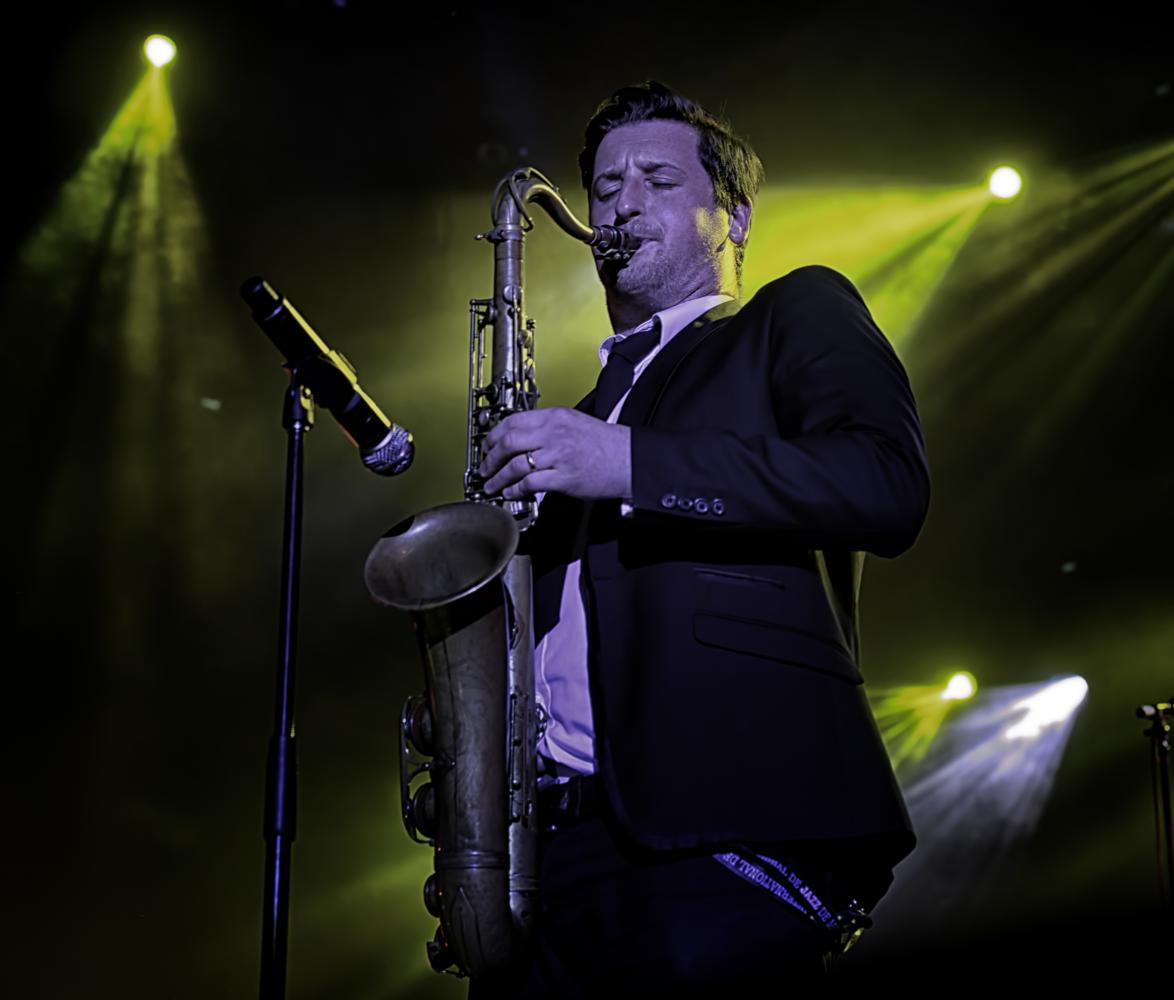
[4, 1, 1171, 995]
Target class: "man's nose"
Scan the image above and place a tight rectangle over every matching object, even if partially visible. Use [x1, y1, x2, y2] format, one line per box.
[614, 177, 644, 222]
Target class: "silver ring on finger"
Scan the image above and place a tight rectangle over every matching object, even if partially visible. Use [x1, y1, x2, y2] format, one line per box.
[525, 451, 538, 472]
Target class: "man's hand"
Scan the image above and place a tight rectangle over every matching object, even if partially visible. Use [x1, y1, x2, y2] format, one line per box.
[480, 408, 632, 501]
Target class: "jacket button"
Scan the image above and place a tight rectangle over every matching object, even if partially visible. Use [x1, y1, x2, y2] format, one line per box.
[694, 498, 709, 514]
[676, 496, 694, 511]
[660, 493, 677, 509]
[712, 498, 726, 516]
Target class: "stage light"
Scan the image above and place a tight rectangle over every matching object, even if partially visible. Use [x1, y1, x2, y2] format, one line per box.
[144, 35, 176, 68]
[941, 671, 977, 701]
[893, 678, 1091, 918]
[870, 671, 980, 773]
[989, 166, 1022, 200]
[1004, 675, 1088, 740]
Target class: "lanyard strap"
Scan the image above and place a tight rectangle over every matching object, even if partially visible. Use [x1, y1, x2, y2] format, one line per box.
[712, 849, 873, 953]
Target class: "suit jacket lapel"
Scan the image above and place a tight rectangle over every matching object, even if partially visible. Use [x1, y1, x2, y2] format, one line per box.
[618, 298, 740, 427]
[573, 390, 597, 416]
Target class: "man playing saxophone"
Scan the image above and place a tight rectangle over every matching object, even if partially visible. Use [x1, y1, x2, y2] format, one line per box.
[475, 80, 930, 995]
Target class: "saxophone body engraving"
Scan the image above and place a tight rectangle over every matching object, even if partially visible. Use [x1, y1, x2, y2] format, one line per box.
[365, 168, 638, 979]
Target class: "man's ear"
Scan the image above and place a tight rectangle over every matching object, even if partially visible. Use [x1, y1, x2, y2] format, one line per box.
[728, 201, 752, 246]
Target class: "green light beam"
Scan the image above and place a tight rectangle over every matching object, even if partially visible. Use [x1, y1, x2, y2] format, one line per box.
[870, 680, 969, 773]
[745, 184, 990, 347]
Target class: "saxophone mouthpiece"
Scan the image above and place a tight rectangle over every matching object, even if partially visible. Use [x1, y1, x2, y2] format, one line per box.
[592, 225, 641, 261]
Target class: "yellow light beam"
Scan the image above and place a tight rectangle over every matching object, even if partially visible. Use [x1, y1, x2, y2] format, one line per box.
[14, 69, 176, 298]
[745, 183, 990, 347]
[870, 680, 967, 772]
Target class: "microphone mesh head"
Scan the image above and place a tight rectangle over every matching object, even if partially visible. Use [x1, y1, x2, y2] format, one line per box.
[361, 424, 415, 476]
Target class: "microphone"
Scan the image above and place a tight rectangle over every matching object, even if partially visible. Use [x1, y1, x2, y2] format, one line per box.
[240, 277, 414, 476]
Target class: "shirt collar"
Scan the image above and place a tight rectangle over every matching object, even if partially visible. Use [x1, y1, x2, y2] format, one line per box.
[598, 293, 733, 367]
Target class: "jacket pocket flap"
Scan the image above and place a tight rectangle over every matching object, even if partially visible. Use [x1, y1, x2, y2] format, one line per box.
[693, 612, 862, 684]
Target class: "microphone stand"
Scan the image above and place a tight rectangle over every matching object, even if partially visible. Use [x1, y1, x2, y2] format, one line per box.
[259, 374, 315, 1000]
[241, 275, 414, 996]
[1137, 697, 1174, 910]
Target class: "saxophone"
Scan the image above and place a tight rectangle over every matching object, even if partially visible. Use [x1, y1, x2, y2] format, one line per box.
[363, 168, 636, 981]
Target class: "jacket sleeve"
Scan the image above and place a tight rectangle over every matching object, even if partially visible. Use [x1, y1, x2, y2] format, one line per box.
[627, 267, 930, 558]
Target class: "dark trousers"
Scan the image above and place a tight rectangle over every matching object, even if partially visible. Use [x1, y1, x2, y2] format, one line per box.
[469, 807, 862, 999]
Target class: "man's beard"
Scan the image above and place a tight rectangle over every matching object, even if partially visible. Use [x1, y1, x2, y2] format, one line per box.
[602, 239, 719, 313]
[608, 246, 672, 301]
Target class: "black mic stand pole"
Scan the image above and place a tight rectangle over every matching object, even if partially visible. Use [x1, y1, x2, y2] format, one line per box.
[1137, 697, 1174, 910]
[260, 372, 315, 1000]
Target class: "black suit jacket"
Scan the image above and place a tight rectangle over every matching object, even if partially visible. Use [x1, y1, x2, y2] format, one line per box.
[523, 266, 930, 867]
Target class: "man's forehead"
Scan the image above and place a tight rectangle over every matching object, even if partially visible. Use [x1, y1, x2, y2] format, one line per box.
[593, 120, 702, 176]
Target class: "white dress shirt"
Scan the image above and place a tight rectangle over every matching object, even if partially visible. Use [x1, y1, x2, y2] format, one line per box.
[534, 293, 732, 776]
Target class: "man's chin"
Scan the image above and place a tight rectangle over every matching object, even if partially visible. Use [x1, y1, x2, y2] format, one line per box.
[598, 243, 653, 287]
[607, 259, 659, 297]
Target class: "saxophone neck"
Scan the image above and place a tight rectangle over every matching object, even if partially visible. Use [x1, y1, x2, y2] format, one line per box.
[464, 167, 636, 524]
[485, 167, 640, 260]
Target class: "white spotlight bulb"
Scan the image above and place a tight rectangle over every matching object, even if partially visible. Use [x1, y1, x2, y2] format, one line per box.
[989, 166, 1022, 200]
[941, 672, 977, 701]
[144, 35, 177, 68]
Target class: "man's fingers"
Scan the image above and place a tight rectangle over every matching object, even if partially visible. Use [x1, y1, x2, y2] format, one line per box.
[485, 452, 545, 496]
[481, 433, 528, 480]
[481, 409, 573, 478]
[483, 409, 551, 451]
[501, 469, 560, 501]
[481, 417, 545, 479]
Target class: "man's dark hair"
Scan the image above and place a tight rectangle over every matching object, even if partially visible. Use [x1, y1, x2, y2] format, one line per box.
[579, 80, 765, 281]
